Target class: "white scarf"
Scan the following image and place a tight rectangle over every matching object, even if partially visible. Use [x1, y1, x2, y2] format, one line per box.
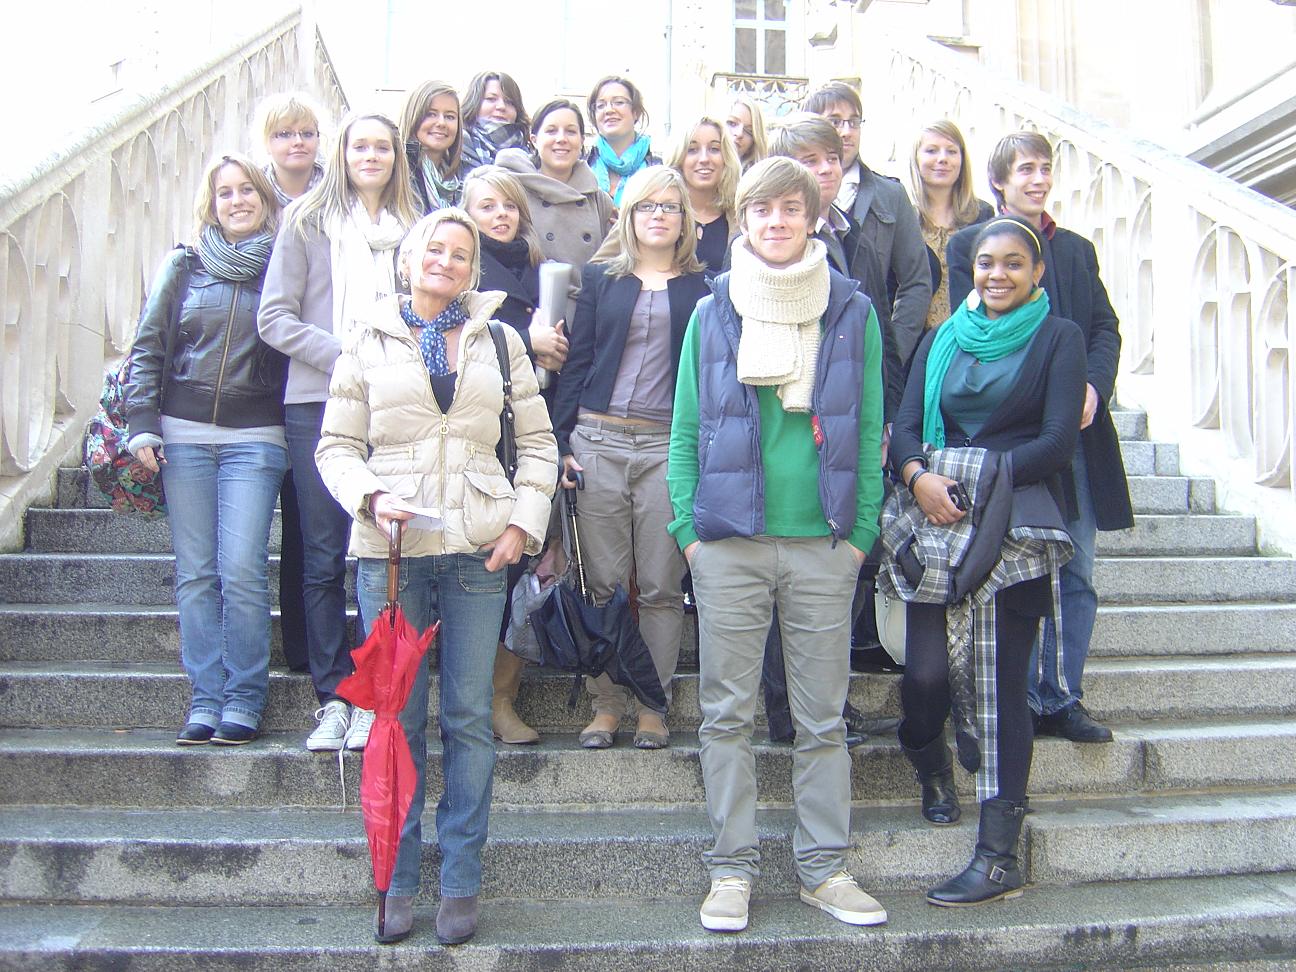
[328, 201, 405, 343]
[729, 237, 830, 412]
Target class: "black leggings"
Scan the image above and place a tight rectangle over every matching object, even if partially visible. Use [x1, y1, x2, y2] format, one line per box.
[898, 590, 1039, 802]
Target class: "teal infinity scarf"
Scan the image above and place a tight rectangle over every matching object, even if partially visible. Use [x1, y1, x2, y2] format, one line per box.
[922, 288, 1051, 448]
[590, 134, 652, 205]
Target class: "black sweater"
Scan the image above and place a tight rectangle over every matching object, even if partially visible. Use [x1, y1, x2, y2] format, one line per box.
[891, 314, 1086, 516]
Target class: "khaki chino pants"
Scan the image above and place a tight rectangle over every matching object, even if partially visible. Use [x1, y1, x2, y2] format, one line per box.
[690, 534, 858, 889]
[568, 419, 686, 719]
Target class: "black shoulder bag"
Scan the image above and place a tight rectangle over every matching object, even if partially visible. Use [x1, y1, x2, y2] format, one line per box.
[485, 320, 518, 484]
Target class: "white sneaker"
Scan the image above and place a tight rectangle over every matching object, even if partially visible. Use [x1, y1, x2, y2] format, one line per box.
[345, 708, 375, 751]
[700, 876, 751, 932]
[800, 870, 888, 926]
[307, 700, 350, 751]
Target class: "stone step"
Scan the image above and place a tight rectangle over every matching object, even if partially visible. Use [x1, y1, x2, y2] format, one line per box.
[1, 791, 1293, 906]
[24, 507, 282, 555]
[0, 602, 697, 670]
[2, 718, 1292, 810]
[0, 552, 356, 604]
[1092, 556, 1296, 604]
[1089, 603, 1296, 657]
[4, 872, 1294, 971]
[1112, 409, 1148, 441]
[3, 653, 1293, 731]
[0, 604, 358, 667]
[25, 505, 1257, 558]
[1095, 513, 1255, 556]
[2, 598, 1289, 667]
[6, 547, 1290, 609]
[1127, 475, 1215, 514]
[1118, 438, 1180, 476]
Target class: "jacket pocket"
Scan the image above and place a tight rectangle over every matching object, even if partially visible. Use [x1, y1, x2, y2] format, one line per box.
[461, 468, 515, 545]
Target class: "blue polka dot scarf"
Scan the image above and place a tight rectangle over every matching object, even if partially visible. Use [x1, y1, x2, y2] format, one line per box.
[401, 296, 469, 376]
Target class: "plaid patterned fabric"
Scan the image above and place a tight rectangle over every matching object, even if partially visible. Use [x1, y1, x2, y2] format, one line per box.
[878, 447, 1074, 801]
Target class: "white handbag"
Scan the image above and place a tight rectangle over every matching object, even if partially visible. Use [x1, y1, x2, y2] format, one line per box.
[874, 587, 906, 665]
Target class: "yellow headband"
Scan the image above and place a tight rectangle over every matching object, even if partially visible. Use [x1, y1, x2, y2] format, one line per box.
[980, 217, 1042, 256]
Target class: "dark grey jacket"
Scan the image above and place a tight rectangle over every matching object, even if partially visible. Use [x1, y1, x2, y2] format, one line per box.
[692, 271, 873, 543]
[126, 247, 286, 441]
[846, 162, 932, 366]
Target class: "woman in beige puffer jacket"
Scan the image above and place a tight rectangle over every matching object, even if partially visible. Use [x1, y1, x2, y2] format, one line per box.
[315, 208, 557, 947]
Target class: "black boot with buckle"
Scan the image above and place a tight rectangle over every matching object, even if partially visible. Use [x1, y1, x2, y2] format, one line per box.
[902, 734, 961, 825]
[926, 797, 1027, 907]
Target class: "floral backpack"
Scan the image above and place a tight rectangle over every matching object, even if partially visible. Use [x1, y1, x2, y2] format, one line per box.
[82, 248, 190, 517]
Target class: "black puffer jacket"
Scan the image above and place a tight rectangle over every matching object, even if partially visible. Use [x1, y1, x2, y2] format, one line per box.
[125, 247, 287, 440]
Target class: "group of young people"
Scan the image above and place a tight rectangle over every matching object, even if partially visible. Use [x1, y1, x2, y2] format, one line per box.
[119, 68, 1129, 945]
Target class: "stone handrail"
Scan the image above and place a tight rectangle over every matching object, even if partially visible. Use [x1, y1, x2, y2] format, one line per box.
[0, 8, 347, 549]
[862, 31, 1296, 548]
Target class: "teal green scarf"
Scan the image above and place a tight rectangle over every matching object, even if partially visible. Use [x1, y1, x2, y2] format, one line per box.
[590, 134, 652, 205]
[922, 288, 1051, 448]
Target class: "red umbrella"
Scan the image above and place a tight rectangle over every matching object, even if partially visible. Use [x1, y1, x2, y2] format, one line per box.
[335, 522, 438, 940]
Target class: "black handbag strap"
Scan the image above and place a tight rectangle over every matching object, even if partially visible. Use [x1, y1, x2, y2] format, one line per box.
[486, 320, 518, 484]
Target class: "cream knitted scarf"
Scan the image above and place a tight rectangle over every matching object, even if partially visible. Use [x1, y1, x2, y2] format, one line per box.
[328, 201, 405, 344]
[730, 236, 830, 412]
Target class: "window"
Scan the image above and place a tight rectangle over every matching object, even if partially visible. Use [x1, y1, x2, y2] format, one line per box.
[734, 0, 787, 75]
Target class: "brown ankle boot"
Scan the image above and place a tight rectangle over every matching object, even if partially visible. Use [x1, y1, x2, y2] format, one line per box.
[492, 646, 539, 744]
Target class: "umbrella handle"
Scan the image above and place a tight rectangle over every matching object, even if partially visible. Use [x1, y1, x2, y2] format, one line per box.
[387, 520, 402, 608]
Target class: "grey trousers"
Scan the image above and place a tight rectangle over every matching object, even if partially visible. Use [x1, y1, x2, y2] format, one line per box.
[569, 419, 685, 719]
[691, 534, 858, 889]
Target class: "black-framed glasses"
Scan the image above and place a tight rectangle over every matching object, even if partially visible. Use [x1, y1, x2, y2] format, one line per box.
[272, 129, 319, 141]
[828, 117, 862, 131]
[633, 201, 684, 215]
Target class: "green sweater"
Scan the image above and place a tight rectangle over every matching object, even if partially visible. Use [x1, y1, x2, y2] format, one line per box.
[667, 304, 884, 553]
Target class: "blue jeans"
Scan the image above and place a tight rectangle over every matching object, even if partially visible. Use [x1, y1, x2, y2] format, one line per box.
[356, 551, 505, 898]
[1029, 443, 1098, 715]
[285, 402, 355, 704]
[162, 440, 288, 729]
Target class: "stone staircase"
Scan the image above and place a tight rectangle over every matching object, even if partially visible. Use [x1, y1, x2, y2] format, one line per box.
[1, 409, 1295, 970]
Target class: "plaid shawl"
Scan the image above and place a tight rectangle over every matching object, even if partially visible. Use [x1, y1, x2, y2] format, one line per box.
[879, 447, 1074, 801]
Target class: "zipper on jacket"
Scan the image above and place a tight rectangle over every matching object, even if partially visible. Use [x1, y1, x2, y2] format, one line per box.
[438, 414, 449, 555]
[210, 282, 241, 423]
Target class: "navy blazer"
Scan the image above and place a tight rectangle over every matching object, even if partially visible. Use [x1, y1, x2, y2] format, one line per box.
[477, 247, 542, 358]
[552, 262, 709, 455]
[946, 219, 1132, 530]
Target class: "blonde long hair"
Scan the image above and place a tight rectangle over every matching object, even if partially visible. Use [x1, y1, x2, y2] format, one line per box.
[666, 117, 739, 222]
[729, 95, 768, 169]
[910, 120, 983, 233]
[400, 80, 465, 175]
[461, 165, 545, 267]
[593, 167, 704, 278]
[282, 110, 420, 240]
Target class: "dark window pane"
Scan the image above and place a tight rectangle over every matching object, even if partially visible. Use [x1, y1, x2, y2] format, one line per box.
[735, 27, 757, 73]
[764, 0, 786, 21]
[765, 30, 786, 75]
[735, 0, 757, 19]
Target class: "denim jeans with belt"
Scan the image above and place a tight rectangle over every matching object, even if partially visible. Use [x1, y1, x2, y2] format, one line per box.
[285, 402, 355, 704]
[356, 551, 505, 898]
[1029, 443, 1098, 715]
[162, 440, 288, 729]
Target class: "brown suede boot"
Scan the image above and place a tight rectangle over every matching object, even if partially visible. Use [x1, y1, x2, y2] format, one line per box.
[492, 646, 539, 744]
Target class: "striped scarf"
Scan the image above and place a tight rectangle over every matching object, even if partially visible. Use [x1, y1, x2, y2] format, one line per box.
[196, 224, 273, 282]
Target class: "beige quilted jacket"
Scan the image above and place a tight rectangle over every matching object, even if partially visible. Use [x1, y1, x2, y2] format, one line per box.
[315, 290, 558, 559]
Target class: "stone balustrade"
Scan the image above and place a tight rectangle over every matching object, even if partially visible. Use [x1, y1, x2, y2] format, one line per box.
[0, 8, 347, 550]
[860, 32, 1296, 550]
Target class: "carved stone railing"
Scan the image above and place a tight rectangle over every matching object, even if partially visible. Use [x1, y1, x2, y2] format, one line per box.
[0, 9, 347, 550]
[861, 32, 1296, 551]
[712, 72, 811, 118]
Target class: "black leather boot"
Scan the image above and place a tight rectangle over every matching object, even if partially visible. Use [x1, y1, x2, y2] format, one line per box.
[901, 735, 961, 825]
[926, 797, 1027, 907]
